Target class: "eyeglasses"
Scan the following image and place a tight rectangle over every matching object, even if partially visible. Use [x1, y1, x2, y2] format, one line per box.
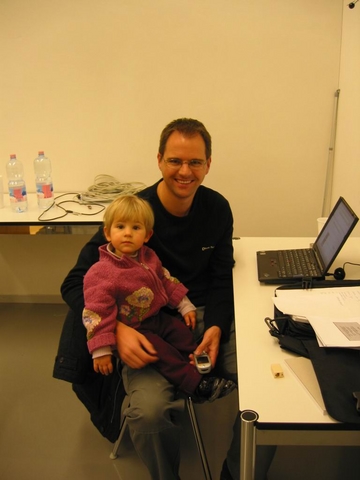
[163, 158, 207, 170]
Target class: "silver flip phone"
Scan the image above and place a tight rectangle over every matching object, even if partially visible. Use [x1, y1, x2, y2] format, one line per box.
[194, 351, 212, 374]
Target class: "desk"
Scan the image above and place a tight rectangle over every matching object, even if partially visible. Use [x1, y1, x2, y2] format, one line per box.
[0, 192, 106, 227]
[0, 192, 106, 301]
[233, 237, 360, 480]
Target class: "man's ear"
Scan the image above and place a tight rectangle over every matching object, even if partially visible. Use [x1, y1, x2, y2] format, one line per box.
[145, 229, 154, 243]
[205, 157, 211, 175]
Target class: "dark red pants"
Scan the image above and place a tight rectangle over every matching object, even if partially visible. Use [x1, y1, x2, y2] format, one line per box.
[135, 311, 202, 395]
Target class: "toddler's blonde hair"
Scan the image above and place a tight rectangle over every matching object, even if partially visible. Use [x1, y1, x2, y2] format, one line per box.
[103, 194, 154, 233]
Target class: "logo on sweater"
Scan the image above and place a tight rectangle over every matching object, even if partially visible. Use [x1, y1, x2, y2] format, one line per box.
[202, 246, 215, 251]
[121, 287, 154, 322]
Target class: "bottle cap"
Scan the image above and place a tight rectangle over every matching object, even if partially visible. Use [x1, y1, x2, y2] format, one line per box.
[10, 154, 16, 159]
[38, 151, 45, 155]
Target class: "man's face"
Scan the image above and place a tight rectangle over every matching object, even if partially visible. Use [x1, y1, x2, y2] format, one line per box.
[157, 131, 211, 201]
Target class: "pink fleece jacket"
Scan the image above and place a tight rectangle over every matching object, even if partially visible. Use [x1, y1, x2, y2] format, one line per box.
[83, 244, 193, 354]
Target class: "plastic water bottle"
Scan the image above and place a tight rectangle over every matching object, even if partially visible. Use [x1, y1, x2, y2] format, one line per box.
[34, 151, 54, 209]
[6, 154, 28, 212]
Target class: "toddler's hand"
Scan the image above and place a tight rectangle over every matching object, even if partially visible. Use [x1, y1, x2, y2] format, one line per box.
[94, 354, 113, 375]
[184, 310, 196, 330]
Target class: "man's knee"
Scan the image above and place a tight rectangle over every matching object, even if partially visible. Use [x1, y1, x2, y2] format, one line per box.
[123, 366, 184, 432]
[125, 392, 184, 432]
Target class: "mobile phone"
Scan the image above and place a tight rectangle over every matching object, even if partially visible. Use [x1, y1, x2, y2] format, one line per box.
[194, 351, 212, 374]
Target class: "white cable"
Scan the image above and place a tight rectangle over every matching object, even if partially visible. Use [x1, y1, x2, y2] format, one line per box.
[80, 175, 147, 203]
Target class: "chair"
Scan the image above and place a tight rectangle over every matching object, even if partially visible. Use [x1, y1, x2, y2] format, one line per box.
[110, 396, 212, 480]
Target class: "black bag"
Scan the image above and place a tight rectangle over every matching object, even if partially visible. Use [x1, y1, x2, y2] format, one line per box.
[265, 280, 360, 424]
[265, 313, 315, 358]
[53, 309, 126, 442]
[72, 359, 125, 442]
[303, 338, 360, 425]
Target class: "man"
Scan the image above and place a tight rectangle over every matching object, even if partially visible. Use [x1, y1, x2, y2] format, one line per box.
[116, 119, 235, 374]
[59, 118, 273, 479]
[115, 118, 238, 480]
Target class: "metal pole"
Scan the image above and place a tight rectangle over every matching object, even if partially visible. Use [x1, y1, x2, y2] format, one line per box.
[322, 89, 340, 217]
[240, 410, 259, 480]
[187, 397, 212, 480]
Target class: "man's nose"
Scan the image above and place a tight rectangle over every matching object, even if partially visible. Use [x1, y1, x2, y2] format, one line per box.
[178, 162, 192, 174]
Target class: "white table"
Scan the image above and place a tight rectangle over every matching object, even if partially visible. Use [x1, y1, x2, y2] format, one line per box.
[0, 192, 106, 226]
[233, 237, 360, 480]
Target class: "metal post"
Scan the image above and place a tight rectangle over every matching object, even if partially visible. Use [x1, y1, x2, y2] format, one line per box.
[187, 397, 212, 480]
[240, 410, 259, 480]
[322, 89, 340, 217]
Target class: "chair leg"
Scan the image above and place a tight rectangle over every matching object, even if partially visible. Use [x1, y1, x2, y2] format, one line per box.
[109, 414, 127, 459]
[110, 395, 213, 480]
[187, 397, 212, 480]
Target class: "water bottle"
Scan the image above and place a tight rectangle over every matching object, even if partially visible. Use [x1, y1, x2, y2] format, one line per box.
[34, 151, 54, 209]
[6, 154, 28, 212]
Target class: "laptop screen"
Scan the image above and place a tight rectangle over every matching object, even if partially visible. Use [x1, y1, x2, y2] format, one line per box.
[314, 197, 358, 271]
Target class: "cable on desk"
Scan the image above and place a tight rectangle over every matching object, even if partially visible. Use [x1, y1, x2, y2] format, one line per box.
[37, 192, 106, 222]
[80, 175, 147, 203]
[36, 176, 147, 221]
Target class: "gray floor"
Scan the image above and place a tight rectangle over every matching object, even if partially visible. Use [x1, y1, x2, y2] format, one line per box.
[0, 303, 237, 480]
[1, 303, 359, 480]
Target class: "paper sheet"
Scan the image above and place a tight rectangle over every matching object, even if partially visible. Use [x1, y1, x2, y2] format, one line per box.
[274, 287, 360, 318]
[306, 316, 360, 347]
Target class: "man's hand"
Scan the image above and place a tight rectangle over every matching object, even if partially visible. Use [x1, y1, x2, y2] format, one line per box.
[189, 326, 222, 368]
[116, 322, 159, 369]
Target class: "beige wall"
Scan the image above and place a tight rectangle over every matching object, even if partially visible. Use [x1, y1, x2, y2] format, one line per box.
[0, 0, 343, 238]
[1, 0, 359, 302]
[332, 1, 360, 236]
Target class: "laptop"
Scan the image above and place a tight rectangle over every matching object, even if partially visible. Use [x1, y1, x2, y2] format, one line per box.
[257, 196, 358, 284]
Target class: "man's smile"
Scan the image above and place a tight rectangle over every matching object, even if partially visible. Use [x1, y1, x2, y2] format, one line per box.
[175, 179, 193, 184]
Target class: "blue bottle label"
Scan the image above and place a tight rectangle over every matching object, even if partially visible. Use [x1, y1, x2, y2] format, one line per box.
[9, 186, 27, 203]
[36, 182, 54, 199]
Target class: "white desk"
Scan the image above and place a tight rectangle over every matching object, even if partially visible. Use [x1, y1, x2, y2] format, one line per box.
[0, 192, 106, 226]
[233, 237, 360, 480]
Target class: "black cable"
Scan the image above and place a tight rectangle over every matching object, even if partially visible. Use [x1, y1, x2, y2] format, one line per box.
[343, 261, 360, 269]
[37, 192, 105, 222]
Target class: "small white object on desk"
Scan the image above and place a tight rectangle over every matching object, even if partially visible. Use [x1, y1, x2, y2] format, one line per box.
[271, 363, 284, 378]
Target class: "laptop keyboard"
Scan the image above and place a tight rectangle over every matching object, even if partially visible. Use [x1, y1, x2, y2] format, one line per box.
[278, 249, 321, 278]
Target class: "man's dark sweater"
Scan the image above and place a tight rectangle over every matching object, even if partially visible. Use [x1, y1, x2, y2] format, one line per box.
[61, 180, 235, 340]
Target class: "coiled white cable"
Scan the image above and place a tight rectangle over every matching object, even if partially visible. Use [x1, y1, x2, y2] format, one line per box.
[80, 175, 147, 203]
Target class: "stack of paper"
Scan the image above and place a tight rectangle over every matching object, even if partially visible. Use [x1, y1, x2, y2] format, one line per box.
[273, 287, 360, 348]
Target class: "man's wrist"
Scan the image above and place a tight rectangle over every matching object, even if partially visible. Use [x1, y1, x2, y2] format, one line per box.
[206, 325, 222, 339]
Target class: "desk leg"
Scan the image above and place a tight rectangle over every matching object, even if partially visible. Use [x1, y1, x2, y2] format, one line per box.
[240, 410, 259, 480]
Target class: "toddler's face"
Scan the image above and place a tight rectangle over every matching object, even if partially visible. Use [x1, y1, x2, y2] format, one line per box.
[104, 218, 152, 257]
